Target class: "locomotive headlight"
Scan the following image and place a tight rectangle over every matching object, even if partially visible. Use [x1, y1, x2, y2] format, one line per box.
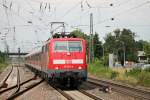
[55, 67, 59, 70]
[78, 66, 82, 69]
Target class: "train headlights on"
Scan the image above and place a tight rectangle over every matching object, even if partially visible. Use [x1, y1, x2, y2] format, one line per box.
[78, 66, 82, 70]
[55, 66, 59, 70]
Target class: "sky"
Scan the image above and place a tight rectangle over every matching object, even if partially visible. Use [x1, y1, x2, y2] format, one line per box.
[0, 0, 150, 52]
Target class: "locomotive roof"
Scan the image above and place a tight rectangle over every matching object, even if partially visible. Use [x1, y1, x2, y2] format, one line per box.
[49, 38, 84, 42]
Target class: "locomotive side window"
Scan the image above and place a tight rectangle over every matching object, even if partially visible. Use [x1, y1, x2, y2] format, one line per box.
[68, 41, 82, 52]
[54, 41, 67, 52]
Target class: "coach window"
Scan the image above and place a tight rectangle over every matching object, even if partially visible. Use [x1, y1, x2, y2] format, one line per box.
[44, 45, 46, 52]
[36, 54, 38, 60]
[45, 44, 48, 52]
[43, 46, 46, 52]
[45, 45, 47, 52]
[44, 46, 46, 52]
[42, 46, 44, 53]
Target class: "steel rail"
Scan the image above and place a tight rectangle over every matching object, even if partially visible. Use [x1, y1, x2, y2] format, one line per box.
[88, 77, 150, 100]
[50, 83, 103, 100]
[6, 66, 20, 100]
[0, 77, 35, 94]
[0, 66, 13, 89]
[6, 79, 44, 100]
[51, 85, 75, 100]
[78, 89, 104, 100]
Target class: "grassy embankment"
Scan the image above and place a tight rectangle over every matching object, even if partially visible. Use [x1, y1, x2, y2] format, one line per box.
[0, 52, 8, 73]
[88, 60, 150, 87]
[0, 63, 8, 73]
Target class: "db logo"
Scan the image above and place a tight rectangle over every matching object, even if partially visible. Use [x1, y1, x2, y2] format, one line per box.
[65, 60, 72, 64]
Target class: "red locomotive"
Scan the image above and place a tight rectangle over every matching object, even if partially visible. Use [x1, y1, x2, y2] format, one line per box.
[25, 37, 87, 87]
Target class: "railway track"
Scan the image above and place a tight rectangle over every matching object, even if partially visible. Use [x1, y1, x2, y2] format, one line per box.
[6, 79, 44, 100]
[0, 77, 36, 94]
[77, 88, 103, 100]
[0, 64, 44, 100]
[51, 84, 103, 100]
[88, 77, 150, 100]
[7, 65, 20, 99]
[0, 66, 13, 89]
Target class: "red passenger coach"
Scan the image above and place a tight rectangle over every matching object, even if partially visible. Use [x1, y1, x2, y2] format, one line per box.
[25, 38, 87, 87]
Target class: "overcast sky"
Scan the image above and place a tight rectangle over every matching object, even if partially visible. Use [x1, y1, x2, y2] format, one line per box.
[0, 0, 150, 52]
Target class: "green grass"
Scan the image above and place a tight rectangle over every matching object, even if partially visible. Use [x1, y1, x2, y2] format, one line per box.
[126, 68, 150, 87]
[88, 60, 150, 87]
[0, 63, 8, 73]
[88, 60, 118, 79]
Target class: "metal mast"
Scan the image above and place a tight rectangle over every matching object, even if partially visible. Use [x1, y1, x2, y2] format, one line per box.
[89, 13, 94, 63]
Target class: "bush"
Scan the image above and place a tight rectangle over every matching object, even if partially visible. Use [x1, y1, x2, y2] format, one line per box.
[111, 71, 119, 79]
[0, 63, 7, 72]
[0, 52, 6, 63]
[126, 68, 141, 77]
[125, 68, 150, 87]
[144, 67, 150, 72]
[88, 60, 113, 78]
[137, 71, 150, 87]
[88, 58, 150, 87]
[103, 55, 109, 66]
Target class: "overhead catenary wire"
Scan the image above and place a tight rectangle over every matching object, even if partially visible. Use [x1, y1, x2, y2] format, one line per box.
[2, 0, 11, 52]
[0, 2, 48, 52]
[23, 0, 53, 25]
[105, 25, 150, 27]
[94, 1, 150, 26]
[7, 0, 50, 31]
[59, 0, 85, 20]
[0, 0, 150, 52]
[112, 1, 150, 18]
[40, 2, 42, 11]
[48, 3, 50, 12]
[0, 2, 44, 52]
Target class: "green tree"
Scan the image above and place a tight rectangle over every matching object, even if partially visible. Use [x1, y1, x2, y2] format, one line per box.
[0, 51, 5, 63]
[104, 28, 138, 65]
[135, 40, 147, 51]
[93, 33, 103, 58]
[120, 29, 137, 62]
[144, 41, 150, 63]
[104, 33, 117, 53]
[70, 29, 86, 39]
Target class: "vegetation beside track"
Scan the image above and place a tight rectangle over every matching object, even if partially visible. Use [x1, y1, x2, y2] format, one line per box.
[88, 59, 150, 87]
[0, 63, 8, 71]
[0, 51, 8, 72]
[88, 59, 113, 79]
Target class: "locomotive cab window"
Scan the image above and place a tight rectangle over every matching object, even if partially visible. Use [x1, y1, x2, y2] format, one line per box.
[54, 41, 82, 52]
[54, 41, 67, 52]
[68, 41, 82, 52]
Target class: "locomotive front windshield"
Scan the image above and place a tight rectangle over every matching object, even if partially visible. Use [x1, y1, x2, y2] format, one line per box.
[54, 41, 82, 52]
